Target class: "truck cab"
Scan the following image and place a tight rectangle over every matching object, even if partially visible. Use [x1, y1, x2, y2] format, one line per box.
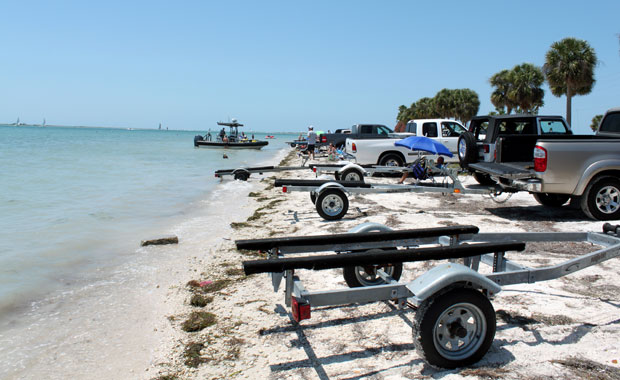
[405, 119, 468, 153]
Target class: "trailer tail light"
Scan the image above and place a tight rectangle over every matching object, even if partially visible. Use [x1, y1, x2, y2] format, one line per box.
[534, 145, 547, 172]
[282, 186, 288, 193]
[313, 167, 317, 172]
[291, 296, 311, 322]
[215, 174, 219, 178]
[351, 143, 357, 153]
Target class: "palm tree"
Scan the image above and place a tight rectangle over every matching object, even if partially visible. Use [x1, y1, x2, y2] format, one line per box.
[543, 37, 597, 126]
[454, 89, 480, 123]
[591, 114, 603, 132]
[508, 63, 545, 114]
[489, 70, 516, 114]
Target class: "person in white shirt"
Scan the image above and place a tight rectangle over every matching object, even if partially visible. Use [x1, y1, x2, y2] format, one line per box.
[306, 125, 318, 160]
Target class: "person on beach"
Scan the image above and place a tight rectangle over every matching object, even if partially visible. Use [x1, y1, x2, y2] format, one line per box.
[306, 126, 317, 160]
[328, 142, 337, 161]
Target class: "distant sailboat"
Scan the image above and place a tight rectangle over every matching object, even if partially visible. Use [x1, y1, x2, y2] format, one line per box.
[15, 117, 20, 126]
[159, 123, 162, 130]
[42, 118, 46, 126]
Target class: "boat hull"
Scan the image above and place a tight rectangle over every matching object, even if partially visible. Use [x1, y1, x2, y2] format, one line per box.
[194, 140, 268, 149]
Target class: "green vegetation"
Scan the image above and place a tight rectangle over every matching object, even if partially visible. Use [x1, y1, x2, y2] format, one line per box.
[181, 311, 217, 332]
[397, 88, 480, 124]
[184, 342, 210, 367]
[190, 294, 213, 307]
[490, 63, 544, 114]
[544, 37, 597, 126]
[591, 114, 603, 132]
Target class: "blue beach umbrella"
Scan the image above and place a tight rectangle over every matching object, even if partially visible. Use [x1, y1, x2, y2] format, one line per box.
[394, 136, 453, 157]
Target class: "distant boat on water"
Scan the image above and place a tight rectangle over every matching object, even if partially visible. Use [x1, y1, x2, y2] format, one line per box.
[194, 119, 268, 149]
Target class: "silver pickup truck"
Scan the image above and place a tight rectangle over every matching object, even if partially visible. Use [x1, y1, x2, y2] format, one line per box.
[468, 107, 620, 220]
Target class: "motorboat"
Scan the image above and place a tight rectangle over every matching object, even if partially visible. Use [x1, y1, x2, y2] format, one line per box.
[194, 120, 268, 149]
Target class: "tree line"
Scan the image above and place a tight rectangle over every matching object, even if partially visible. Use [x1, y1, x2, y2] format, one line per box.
[396, 37, 598, 127]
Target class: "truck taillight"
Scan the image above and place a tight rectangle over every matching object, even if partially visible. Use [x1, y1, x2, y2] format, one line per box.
[483, 144, 489, 153]
[533, 146, 547, 172]
[351, 143, 357, 153]
[321, 135, 326, 143]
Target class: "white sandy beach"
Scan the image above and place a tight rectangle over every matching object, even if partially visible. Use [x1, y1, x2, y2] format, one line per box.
[143, 149, 620, 380]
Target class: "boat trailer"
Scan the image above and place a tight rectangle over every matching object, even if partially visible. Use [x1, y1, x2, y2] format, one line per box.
[274, 167, 500, 220]
[215, 161, 414, 182]
[237, 223, 620, 368]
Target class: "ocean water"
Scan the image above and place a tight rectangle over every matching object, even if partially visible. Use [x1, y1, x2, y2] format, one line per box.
[0, 125, 293, 377]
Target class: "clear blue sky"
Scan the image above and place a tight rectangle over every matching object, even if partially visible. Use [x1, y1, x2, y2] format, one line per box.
[1, 1, 618, 134]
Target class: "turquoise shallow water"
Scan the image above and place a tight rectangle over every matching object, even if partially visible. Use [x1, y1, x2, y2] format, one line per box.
[0, 125, 291, 314]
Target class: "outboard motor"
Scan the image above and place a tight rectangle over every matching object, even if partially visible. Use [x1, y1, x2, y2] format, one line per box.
[194, 135, 204, 147]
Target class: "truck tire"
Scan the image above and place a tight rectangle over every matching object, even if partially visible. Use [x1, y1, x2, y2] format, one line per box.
[580, 176, 620, 220]
[472, 172, 496, 186]
[533, 193, 570, 207]
[379, 153, 404, 167]
[458, 132, 478, 169]
[316, 188, 349, 220]
[339, 168, 364, 182]
[413, 288, 496, 369]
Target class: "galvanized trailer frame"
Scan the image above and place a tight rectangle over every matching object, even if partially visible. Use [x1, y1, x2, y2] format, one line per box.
[237, 223, 620, 369]
[275, 166, 499, 220]
[214, 162, 415, 181]
[214, 165, 313, 181]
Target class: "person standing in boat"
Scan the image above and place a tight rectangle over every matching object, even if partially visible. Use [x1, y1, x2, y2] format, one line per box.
[306, 125, 317, 160]
[219, 128, 226, 141]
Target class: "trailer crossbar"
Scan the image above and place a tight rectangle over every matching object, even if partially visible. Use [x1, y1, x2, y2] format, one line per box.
[243, 241, 525, 275]
[235, 225, 479, 251]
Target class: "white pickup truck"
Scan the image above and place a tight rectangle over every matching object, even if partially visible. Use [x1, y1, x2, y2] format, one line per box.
[345, 119, 467, 166]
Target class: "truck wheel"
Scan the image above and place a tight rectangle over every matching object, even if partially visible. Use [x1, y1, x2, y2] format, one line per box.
[458, 132, 478, 169]
[379, 153, 404, 167]
[533, 193, 570, 207]
[472, 172, 496, 186]
[339, 168, 364, 182]
[581, 176, 620, 220]
[316, 189, 349, 220]
[413, 288, 496, 369]
[343, 257, 402, 287]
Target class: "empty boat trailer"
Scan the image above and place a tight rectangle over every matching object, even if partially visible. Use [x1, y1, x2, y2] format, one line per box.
[236, 223, 620, 368]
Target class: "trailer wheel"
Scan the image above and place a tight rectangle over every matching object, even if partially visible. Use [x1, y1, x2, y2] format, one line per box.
[340, 168, 364, 182]
[413, 288, 496, 369]
[316, 189, 349, 220]
[581, 176, 620, 220]
[233, 172, 249, 181]
[343, 259, 402, 287]
[472, 172, 495, 186]
[379, 153, 404, 167]
[533, 193, 570, 207]
[458, 132, 478, 169]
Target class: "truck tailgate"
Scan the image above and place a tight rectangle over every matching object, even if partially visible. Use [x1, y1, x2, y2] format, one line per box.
[469, 162, 534, 179]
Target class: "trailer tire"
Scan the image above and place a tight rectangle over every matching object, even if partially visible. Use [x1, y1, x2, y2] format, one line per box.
[413, 288, 495, 369]
[233, 172, 249, 181]
[379, 153, 404, 167]
[458, 132, 478, 169]
[316, 189, 349, 220]
[472, 172, 496, 186]
[340, 168, 364, 182]
[343, 249, 402, 287]
[533, 193, 570, 207]
[580, 176, 620, 220]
